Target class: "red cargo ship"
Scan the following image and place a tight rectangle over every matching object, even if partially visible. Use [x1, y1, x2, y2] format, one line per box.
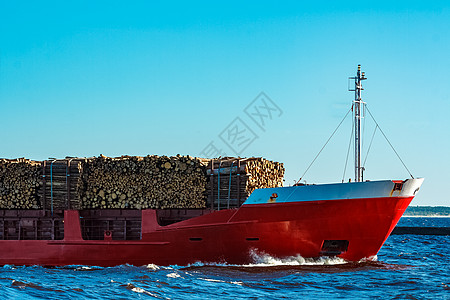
[0, 66, 423, 266]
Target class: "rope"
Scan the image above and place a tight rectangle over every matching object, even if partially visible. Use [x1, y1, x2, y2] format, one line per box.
[297, 107, 352, 183]
[366, 106, 414, 179]
[342, 113, 354, 182]
[362, 103, 366, 156]
[363, 124, 378, 167]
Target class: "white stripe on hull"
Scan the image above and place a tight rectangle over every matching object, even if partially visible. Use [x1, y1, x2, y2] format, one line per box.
[244, 178, 424, 205]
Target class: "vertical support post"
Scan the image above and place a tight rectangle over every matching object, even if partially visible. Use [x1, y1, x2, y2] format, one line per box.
[66, 160, 71, 209]
[51, 219, 55, 240]
[217, 161, 221, 211]
[209, 160, 214, 210]
[354, 65, 366, 182]
[64, 210, 82, 240]
[227, 161, 233, 209]
[34, 219, 38, 240]
[124, 220, 127, 240]
[42, 161, 46, 212]
[237, 159, 241, 207]
[141, 209, 161, 237]
[50, 160, 56, 216]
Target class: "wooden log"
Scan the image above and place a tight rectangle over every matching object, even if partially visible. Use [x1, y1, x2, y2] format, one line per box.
[78, 155, 208, 209]
[0, 159, 42, 209]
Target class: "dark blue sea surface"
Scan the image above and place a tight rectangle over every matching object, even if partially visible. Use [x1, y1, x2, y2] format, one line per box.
[0, 217, 449, 299]
[398, 216, 450, 228]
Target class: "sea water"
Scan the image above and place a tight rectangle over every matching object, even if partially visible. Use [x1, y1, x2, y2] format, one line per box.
[0, 217, 448, 299]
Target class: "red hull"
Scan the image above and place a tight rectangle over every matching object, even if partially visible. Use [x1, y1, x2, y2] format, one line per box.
[0, 196, 413, 267]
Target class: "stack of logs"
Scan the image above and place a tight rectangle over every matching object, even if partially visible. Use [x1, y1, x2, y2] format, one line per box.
[41, 159, 84, 210]
[0, 155, 284, 210]
[0, 158, 41, 209]
[203, 157, 285, 209]
[79, 155, 207, 209]
[243, 158, 285, 194]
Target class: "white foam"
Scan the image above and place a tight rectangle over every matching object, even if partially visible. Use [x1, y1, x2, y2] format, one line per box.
[200, 278, 226, 283]
[166, 272, 181, 278]
[131, 286, 146, 293]
[358, 255, 378, 263]
[176, 250, 347, 268]
[2, 265, 15, 270]
[144, 249, 349, 269]
[199, 278, 244, 286]
[146, 263, 160, 270]
[246, 249, 347, 266]
[127, 283, 160, 297]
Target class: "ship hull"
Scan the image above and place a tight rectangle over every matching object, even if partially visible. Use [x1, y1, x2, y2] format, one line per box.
[0, 193, 415, 267]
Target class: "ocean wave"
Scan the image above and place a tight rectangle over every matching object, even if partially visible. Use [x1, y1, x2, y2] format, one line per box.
[159, 250, 349, 271]
[247, 249, 348, 266]
[122, 282, 164, 298]
[166, 272, 181, 278]
[199, 277, 244, 286]
[145, 263, 160, 270]
[11, 279, 63, 292]
[358, 255, 378, 263]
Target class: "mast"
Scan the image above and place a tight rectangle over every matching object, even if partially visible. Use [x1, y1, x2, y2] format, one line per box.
[353, 65, 367, 182]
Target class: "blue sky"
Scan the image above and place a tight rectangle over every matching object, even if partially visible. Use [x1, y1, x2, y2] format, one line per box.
[1, 1, 449, 206]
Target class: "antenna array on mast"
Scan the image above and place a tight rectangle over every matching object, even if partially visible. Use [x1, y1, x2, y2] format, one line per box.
[349, 65, 367, 182]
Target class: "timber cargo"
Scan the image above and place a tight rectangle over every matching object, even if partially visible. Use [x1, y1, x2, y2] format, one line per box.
[0, 156, 284, 211]
[0, 158, 41, 209]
